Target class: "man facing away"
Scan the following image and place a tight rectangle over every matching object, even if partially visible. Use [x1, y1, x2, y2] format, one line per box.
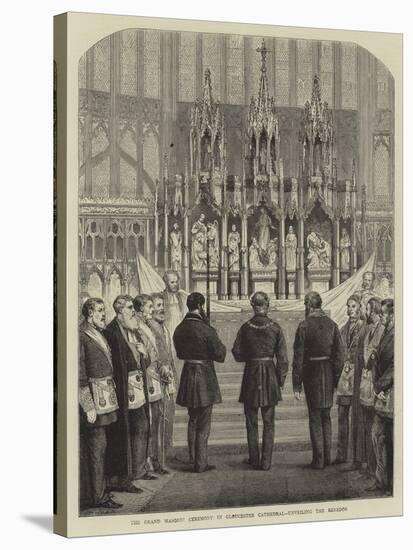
[368, 298, 394, 495]
[174, 292, 226, 473]
[104, 295, 153, 494]
[292, 292, 344, 469]
[147, 293, 178, 472]
[359, 297, 385, 479]
[335, 295, 366, 467]
[79, 298, 122, 509]
[232, 291, 288, 471]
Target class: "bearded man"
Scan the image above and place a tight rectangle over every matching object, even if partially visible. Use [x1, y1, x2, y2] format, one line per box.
[147, 293, 178, 472]
[359, 297, 385, 479]
[104, 295, 152, 493]
[133, 294, 162, 478]
[335, 295, 366, 467]
[79, 298, 122, 509]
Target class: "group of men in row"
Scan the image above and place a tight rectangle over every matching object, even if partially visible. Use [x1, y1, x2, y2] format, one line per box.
[292, 291, 394, 497]
[79, 290, 180, 510]
[79, 267, 394, 510]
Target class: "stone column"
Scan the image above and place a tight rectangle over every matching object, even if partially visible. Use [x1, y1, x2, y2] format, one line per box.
[278, 159, 286, 299]
[145, 219, 151, 264]
[297, 216, 305, 299]
[333, 218, 340, 287]
[220, 211, 228, 299]
[240, 212, 249, 299]
[183, 213, 190, 291]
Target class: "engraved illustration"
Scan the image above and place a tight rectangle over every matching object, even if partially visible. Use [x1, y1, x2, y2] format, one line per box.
[77, 29, 395, 517]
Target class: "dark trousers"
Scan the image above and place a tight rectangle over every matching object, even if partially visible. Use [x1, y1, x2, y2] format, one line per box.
[372, 413, 393, 490]
[84, 426, 107, 506]
[360, 405, 376, 476]
[244, 405, 275, 470]
[187, 405, 213, 472]
[336, 404, 351, 462]
[307, 406, 332, 467]
[129, 406, 150, 480]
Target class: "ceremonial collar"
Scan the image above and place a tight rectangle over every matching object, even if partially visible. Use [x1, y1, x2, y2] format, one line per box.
[307, 309, 327, 318]
[80, 321, 112, 363]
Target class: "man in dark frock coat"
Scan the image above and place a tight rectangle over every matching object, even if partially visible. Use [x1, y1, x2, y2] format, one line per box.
[104, 295, 153, 493]
[232, 291, 289, 470]
[174, 292, 226, 473]
[79, 298, 122, 509]
[293, 291, 344, 469]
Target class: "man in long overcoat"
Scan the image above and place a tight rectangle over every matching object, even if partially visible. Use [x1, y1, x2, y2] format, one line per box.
[174, 292, 226, 473]
[293, 291, 344, 469]
[232, 291, 288, 471]
[104, 295, 153, 493]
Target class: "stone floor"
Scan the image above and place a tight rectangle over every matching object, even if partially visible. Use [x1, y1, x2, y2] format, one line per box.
[80, 449, 390, 517]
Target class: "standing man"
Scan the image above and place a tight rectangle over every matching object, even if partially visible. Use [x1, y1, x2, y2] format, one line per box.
[232, 292, 289, 471]
[293, 291, 344, 469]
[359, 297, 385, 479]
[148, 293, 178, 472]
[356, 271, 376, 317]
[335, 295, 366, 467]
[162, 270, 187, 341]
[104, 295, 152, 493]
[369, 299, 394, 494]
[79, 298, 122, 509]
[174, 292, 226, 473]
[132, 294, 161, 479]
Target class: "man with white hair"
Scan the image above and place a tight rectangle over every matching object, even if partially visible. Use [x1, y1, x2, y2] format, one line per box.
[162, 270, 187, 383]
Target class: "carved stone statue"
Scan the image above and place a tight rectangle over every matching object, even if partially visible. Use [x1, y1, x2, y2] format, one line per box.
[214, 136, 221, 169]
[255, 207, 275, 252]
[192, 232, 207, 270]
[191, 214, 207, 269]
[169, 222, 182, 272]
[207, 220, 220, 269]
[173, 175, 183, 214]
[212, 174, 222, 206]
[267, 238, 278, 268]
[228, 225, 241, 271]
[285, 226, 298, 271]
[259, 145, 267, 174]
[290, 179, 298, 211]
[340, 228, 351, 271]
[307, 232, 331, 270]
[233, 176, 242, 207]
[201, 133, 211, 172]
[249, 237, 263, 270]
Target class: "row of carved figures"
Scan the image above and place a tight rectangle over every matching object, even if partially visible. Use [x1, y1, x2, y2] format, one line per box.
[168, 213, 352, 274]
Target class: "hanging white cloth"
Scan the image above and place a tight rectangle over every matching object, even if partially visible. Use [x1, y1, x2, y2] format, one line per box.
[276, 252, 377, 328]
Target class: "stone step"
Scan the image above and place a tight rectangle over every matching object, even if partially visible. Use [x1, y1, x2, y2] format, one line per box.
[174, 404, 331, 422]
[172, 416, 338, 442]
